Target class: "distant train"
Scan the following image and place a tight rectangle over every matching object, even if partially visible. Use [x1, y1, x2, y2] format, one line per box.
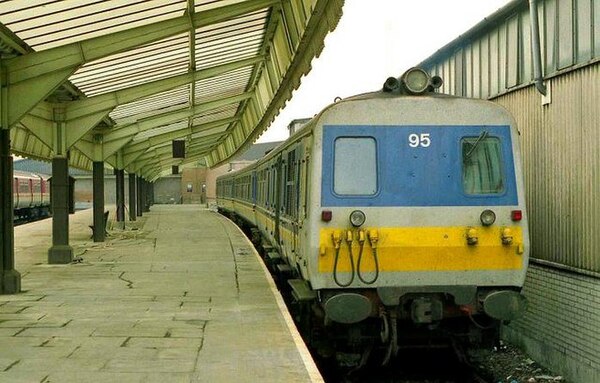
[217, 68, 529, 365]
[13, 170, 51, 222]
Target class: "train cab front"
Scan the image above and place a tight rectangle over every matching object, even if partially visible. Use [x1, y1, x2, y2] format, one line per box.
[309, 72, 530, 356]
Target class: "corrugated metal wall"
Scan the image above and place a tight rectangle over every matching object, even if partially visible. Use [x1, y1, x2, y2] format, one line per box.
[419, 0, 600, 273]
[418, 2, 600, 379]
[494, 64, 600, 272]
[424, 0, 599, 98]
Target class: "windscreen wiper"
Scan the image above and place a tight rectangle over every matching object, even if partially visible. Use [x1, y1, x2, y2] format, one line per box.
[465, 130, 489, 158]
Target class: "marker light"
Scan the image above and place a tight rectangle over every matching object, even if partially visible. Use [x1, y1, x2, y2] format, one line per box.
[349, 210, 366, 227]
[501, 228, 513, 245]
[511, 210, 522, 221]
[402, 67, 430, 94]
[467, 228, 479, 245]
[321, 210, 332, 222]
[480, 209, 496, 226]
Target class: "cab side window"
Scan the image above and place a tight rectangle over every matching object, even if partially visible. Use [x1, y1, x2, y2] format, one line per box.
[462, 136, 505, 194]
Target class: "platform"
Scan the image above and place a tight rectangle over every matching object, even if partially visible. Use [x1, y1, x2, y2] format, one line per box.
[0, 205, 322, 382]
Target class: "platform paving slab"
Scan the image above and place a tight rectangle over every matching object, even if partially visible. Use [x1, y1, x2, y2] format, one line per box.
[0, 205, 321, 382]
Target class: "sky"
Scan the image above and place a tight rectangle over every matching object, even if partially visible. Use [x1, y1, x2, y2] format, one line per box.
[256, 0, 512, 143]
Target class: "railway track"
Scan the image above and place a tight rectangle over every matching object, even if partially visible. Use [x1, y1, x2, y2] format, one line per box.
[317, 348, 494, 383]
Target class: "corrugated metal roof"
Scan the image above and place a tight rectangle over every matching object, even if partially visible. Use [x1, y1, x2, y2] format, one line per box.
[0, 0, 344, 180]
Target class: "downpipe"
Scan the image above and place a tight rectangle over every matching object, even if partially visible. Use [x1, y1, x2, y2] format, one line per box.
[529, 0, 547, 95]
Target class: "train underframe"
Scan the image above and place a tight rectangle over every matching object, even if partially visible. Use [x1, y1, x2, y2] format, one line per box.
[290, 291, 501, 368]
[220, 209, 507, 368]
[14, 205, 51, 223]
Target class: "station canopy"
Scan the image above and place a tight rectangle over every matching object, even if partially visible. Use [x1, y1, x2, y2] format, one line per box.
[0, 0, 343, 180]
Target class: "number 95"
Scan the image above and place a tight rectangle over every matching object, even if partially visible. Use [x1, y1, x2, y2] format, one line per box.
[408, 133, 431, 148]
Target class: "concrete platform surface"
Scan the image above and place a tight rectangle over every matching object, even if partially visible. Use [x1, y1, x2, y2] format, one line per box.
[1, 205, 322, 382]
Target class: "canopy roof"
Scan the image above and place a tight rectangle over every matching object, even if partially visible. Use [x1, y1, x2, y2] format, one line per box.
[0, 0, 343, 180]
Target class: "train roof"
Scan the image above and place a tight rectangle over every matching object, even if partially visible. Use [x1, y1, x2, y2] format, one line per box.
[14, 170, 49, 179]
[217, 88, 514, 181]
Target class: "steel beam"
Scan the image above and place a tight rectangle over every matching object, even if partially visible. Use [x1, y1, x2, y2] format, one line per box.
[103, 92, 252, 143]
[65, 56, 263, 121]
[122, 117, 237, 156]
[3, 0, 278, 127]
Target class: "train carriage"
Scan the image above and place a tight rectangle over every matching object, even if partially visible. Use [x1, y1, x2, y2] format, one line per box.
[13, 171, 51, 221]
[217, 68, 529, 363]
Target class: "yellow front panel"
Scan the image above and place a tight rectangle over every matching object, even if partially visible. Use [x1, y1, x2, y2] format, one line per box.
[318, 226, 524, 272]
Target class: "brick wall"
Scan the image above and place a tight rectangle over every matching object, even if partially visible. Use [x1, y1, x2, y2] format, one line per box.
[181, 168, 207, 204]
[503, 263, 600, 383]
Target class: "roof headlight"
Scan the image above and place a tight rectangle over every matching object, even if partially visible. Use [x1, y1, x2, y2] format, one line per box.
[402, 67, 430, 94]
[480, 209, 496, 226]
[349, 210, 366, 227]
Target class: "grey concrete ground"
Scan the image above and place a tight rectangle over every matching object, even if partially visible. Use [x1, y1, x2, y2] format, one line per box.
[1, 205, 321, 382]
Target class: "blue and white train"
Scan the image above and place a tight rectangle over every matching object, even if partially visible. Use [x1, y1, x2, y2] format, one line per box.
[217, 68, 529, 363]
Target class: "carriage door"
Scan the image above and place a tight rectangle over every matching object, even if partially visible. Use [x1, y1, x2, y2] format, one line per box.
[287, 146, 301, 257]
[13, 177, 19, 208]
[295, 139, 310, 273]
[274, 154, 283, 247]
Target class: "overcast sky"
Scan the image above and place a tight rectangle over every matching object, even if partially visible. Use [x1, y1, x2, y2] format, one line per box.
[256, 0, 512, 143]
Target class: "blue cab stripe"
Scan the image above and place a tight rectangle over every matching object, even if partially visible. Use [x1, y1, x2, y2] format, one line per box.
[321, 125, 518, 207]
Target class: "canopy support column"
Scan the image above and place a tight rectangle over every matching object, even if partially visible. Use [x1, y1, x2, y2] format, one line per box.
[142, 180, 150, 213]
[92, 161, 105, 242]
[128, 173, 136, 221]
[0, 129, 21, 293]
[48, 156, 73, 264]
[115, 169, 125, 228]
[149, 182, 154, 206]
[136, 176, 143, 217]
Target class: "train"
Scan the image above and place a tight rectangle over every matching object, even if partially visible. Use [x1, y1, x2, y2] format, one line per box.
[216, 68, 529, 365]
[13, 170, 51, 222]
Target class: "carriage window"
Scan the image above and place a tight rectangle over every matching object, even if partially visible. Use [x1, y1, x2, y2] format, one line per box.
[334, 137, 377, 195]
[462, 136, 504, 194]
[19, 181, 29, 193]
